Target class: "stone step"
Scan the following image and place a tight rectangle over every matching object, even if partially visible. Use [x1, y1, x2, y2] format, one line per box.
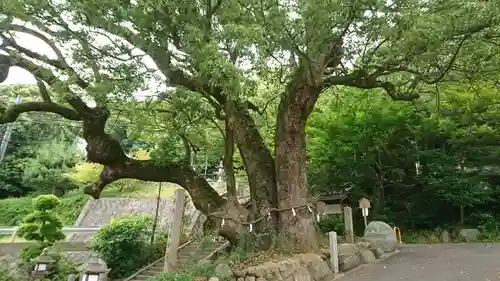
[178, 249, 219, 259]
[147, 265, 164, 271]
[133, 274, 157, 281]
[126, 241, 228, 280]
[178, 242, 223, 254]
[144, 267, 163, 275]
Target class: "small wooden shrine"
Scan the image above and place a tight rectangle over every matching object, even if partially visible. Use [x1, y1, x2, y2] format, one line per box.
[314, 191, 351, 215]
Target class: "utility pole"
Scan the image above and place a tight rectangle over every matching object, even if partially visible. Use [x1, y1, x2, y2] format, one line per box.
[150, 182, 162, 245]
[0, 95, 21, 162]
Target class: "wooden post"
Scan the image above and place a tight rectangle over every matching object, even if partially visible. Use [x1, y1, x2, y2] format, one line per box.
[163, 189, 186, 272]
[329, 231, 339, 274]
[10, 227, 17, 243]
[343, 206, 354, 244]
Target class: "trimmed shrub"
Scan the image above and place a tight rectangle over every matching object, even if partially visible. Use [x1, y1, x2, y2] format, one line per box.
[91, 215, 153, 278]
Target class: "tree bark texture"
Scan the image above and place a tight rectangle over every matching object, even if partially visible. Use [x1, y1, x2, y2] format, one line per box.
[224, 100, 277, 248]
[228, 103, 278, 213]
[224, 100, 237, 204]
[274, 73, 322, 251]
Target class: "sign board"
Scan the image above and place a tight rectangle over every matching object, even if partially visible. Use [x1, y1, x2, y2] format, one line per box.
[359, 198, 371, 209]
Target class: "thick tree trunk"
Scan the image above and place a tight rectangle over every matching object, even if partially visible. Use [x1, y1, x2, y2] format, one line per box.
[229, 103, 278, 215]
[223, 104, 237, 204]
[275, 79, 322, 251]
[226, 100, 277, 248]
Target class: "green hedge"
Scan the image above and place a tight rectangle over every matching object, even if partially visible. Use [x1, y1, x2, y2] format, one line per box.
[0, 193, 87, 226]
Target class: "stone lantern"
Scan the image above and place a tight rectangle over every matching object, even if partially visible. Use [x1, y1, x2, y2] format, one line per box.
[78, 255, 109, 281]
[31, 248, 55, 281]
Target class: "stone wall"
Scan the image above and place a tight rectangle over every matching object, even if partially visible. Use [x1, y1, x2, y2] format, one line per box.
[207, 232, 398, 281]
[0, 254, 25, 279]
[208, 253, 337, 281]
[235, 253, 336, 281]
[69, 197, 197, 241]
[319, 240, 387, 272]
[0, 242, 88, 256]
[69, 179, 251, 242]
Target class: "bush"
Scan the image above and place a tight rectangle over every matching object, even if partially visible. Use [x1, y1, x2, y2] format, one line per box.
[91, 215, 153, 278]
[149, 231, 169, 261]
[20, 245, 45, 263]
[317, 215, 344, 234]
[149, 231, 190, 262]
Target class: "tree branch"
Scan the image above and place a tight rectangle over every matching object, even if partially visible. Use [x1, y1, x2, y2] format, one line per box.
[4, 51, 93, 109]
[323, 71, 420, 101]
[58, 95, 227, 214]
[180, 134, 193, 164]
[36, 78, 52, 102]
[87, 160, 226, 214]
[4, 23, 65, 62]
[0, 102, 81, 124]
[2, 37, 89, 89]
[0, 54, 10, 83]
[52, 14, 102, 83]
[6, 50, 74, 90]
[426, 34, 470, 85]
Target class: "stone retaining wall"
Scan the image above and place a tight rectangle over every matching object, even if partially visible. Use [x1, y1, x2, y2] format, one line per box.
[233, 253, 337, 281]
[70, 197, 197, 241]
[207, 237, 398, 281]
[0, 242, 88, 256]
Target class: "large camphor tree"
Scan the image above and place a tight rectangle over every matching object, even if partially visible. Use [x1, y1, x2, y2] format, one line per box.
[0, 0, 500, 251]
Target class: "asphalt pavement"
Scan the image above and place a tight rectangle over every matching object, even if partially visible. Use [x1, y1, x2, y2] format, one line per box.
[338, 243, 500, 281]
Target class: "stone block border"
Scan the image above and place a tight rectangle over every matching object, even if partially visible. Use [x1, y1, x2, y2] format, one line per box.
[332, 249, 401, 280]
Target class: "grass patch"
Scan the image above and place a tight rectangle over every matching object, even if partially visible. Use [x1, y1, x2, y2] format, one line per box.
[0, 192, 87, 227]
[100, 181, 181, 198]
[0, 181, 181, 227]
[0, 192, 87, 243]
[402, 229, 442, 244]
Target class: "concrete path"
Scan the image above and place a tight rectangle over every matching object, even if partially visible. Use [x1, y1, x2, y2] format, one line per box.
[339, 243, 500, 281]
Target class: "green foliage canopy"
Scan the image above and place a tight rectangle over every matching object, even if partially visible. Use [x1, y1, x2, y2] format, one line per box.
[307, 83, 500, 230]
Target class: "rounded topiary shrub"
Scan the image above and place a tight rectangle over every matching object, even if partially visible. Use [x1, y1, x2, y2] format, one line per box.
[90, 215, 153, 278]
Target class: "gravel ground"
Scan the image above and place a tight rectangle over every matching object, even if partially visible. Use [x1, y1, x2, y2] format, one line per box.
[338, 243, 500, 281]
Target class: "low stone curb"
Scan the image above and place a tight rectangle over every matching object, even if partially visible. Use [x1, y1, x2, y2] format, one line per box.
[333, 249, 401, 280]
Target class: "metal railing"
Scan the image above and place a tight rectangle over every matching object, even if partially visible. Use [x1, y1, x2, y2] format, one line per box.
[0, 226, 101, 243]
